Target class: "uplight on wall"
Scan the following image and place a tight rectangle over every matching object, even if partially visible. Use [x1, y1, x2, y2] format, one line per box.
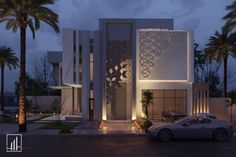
[102, 115, 107, 121]
[132, 115, 136, 121]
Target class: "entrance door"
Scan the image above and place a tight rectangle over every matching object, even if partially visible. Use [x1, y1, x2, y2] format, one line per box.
[111, 85, 127, 120]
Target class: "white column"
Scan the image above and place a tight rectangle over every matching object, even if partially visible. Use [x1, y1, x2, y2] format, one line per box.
[80, 30, 90, 120]
[93, 31, 102, 120]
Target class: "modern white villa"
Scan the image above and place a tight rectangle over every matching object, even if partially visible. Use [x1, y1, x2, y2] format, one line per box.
[48, 19, 209, 122]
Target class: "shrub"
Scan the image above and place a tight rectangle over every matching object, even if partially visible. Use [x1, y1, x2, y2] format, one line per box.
[60, 126, 72, 134]
[4, 116, 14, 123]
[143, 120, 153, 132]
[54, 120, 62, 127]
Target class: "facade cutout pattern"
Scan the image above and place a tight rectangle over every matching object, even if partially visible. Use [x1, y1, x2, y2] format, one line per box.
[106, 41, 132, 103]
[138, 31, 180, 78]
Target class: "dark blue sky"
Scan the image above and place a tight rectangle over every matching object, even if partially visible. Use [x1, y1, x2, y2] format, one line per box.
[0, 0, 235, 92]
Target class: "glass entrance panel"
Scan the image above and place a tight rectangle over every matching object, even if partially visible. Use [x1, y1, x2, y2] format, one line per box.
[106, 23, 132, 120]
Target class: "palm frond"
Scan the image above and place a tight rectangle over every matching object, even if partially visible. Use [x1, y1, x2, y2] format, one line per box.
[0, 0, 59, 36]
[0, 45, 19, 70]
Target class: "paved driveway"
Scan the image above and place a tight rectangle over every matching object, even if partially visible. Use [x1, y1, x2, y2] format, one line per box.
[0, 124, 45, 134]
[0, 135, 236, 157]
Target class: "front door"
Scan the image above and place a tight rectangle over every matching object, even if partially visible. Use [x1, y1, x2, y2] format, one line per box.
[111, 85, 127, 120]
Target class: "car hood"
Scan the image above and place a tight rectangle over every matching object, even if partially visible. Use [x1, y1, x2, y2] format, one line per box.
[149, 122, 172, 129]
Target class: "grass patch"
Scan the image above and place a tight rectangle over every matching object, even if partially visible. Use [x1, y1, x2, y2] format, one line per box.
[4, 117, 16, 123]
[41, 121, 79, 133]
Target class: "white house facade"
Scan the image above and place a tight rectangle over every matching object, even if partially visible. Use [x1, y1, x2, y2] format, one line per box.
[48, 19, 208, 122]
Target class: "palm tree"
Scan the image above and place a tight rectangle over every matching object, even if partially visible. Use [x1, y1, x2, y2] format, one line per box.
[0, 0, 59, 132]
[205, 26, 236, 97]
[224, 1, 236, 31]
[141, 90, 153, 120]
[0, 45, 18, 114]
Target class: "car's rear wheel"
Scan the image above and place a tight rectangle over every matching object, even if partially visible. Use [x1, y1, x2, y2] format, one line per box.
[213, 129, 227, 142]
[158, 129, 172, 142]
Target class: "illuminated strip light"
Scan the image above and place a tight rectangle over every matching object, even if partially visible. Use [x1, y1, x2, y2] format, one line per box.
[49, 86, 72, 89]
[138, 80, 192, 83]
[64, 83, 82, 88]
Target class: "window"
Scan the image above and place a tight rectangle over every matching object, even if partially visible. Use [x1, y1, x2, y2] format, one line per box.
[199, 118, 211, 124]
[147, 89, 187, 119]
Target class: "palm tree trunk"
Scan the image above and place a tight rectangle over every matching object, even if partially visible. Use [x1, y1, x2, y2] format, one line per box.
[19, 27, 27, 132]
[223, 57, 228, 97]
[1, 66, 4, 113]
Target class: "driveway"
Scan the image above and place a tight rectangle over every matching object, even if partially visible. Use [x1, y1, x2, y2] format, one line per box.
[0, 124, 45, 134]
[0, 135, 236, 157]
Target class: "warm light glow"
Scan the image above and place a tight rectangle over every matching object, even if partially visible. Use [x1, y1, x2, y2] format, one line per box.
[64, 83, 82, 88]
[132, 113, 136, 121]
[102, 115, 107, 121]
[138, 80, 191, 83]
[102, 102, 107, 121]
[141, 112, 145, 118]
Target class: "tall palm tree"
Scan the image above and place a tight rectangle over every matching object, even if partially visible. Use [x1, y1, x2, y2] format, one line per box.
[205, 26, 236, 97]
[0, 0, 59, 132]
[224, 1, 236, 31]
[0, 45, 18, 114]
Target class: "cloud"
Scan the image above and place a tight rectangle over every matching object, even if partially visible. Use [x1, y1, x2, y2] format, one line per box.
[168, 0, 204, 18]
[182, 18, 201, 30]
[0, 0, 233, 92]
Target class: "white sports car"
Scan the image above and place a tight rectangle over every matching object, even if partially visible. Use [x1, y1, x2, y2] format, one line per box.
[148, 116, 234, 142]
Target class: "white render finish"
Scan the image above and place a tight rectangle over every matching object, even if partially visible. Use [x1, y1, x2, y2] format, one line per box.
[48, 18, 194, 121]
[80, 30, 90, 120]
[62, 29, 74, 85]
[93, 31, 103, 120]
[136, 29, 194, 120]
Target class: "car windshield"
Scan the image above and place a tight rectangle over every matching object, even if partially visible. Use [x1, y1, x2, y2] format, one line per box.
[174, 116, 192, 124]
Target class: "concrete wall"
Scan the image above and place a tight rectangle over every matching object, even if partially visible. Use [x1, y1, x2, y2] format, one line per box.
[137, 30, 193, 81]
[209, 98, 236, 126]
[26, 96, 61, 112]
[93, 30, 102, 120]
[62, 29, 74, 84]
[80, 31, 90, 120]
[135, 30, 194, 120]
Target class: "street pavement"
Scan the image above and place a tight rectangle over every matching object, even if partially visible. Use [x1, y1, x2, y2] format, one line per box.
[0, 135, 236, 157]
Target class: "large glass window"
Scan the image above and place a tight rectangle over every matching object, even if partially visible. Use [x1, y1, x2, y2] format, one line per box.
[106, 23, 133, 120]
[146, 89, 187, 119]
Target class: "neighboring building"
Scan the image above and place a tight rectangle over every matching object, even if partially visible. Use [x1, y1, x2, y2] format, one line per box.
[48, 18, 208, 121]
[0, 93, 18, 113]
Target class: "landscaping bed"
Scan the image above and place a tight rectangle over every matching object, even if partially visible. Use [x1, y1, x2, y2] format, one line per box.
[41, 121, 80, 133]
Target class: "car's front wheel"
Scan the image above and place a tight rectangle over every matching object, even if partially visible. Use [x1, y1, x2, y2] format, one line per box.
[213, 129, 227, 142]
[158, 129, 172, 142]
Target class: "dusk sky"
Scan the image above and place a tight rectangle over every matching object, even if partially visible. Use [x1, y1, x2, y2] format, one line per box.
[0, 0, 235, 93]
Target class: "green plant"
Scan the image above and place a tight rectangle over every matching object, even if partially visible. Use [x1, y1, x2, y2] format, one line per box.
[141, 90, 153, 120]
[224, 1, 236, 31]
[50, 99, 60, 113]
[0, 0, 60, 132]
[3, 116, 14, 123]
[141, 120, 153, 133]
[0, 46, 18, 113]
[205, 26, 236, 97]
[59, 126, 72, 134]
[54, 120, 62, 127]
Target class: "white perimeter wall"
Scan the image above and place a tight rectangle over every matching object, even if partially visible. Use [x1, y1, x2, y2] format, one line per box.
[26, 96, 61, 112]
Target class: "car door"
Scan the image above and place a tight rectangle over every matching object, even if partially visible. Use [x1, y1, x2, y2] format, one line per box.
[174, 118, 199, 139]
[196, 117, 213, 138]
